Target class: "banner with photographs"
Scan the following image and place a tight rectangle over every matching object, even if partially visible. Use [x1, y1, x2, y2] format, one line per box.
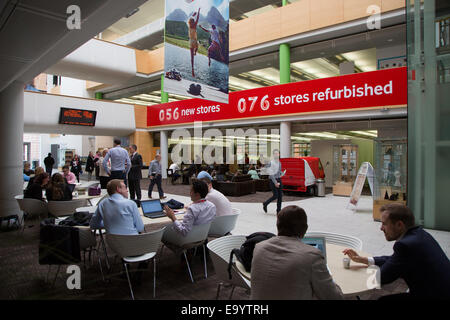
[164, 0, 229, 103]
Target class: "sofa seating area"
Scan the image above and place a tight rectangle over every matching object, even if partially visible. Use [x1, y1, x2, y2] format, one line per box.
[212, 174, 256, 197]
[254, 176, 271, 192]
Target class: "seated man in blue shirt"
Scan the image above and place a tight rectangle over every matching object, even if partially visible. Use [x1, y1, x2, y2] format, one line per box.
[343, 203, 450, 299]
[90, 179, 144, 235]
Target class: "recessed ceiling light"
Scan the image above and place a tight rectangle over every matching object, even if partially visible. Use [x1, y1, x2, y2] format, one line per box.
[387, 39, 393, 42]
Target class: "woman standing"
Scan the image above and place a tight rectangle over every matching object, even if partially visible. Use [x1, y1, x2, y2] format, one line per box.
[85, 151, 95, 181]
[70, 154, 82, 183]
[99, 149, 110, 189]
[94, 150, 101, 180]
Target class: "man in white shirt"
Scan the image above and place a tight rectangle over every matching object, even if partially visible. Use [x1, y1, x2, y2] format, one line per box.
[169, 162, 181, 183]
[164, 179, 216, 236]
[197, 171, 233, 217]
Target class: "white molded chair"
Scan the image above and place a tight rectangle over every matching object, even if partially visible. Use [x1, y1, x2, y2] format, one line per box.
[47, 199, 88, 217]
[208, 209, 240, 237]
[20, 198, 48, 231]
[207, 235, 251, 299]
[3, 195, 25, 229]
[106, 228, 165, 300]
[305, 231, 363, 251]
[161, 222, 212, 283]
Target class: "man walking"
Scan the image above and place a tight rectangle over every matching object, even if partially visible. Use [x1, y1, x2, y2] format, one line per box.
[128, 144, 143, 206]
[148, 154, 166, 200]
[103, 138, 131, 186]
[263, 149, 283, 214]
[44, 153, 55, 176]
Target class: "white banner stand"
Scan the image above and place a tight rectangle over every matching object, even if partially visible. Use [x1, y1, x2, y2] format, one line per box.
[346, 162, 375, 211]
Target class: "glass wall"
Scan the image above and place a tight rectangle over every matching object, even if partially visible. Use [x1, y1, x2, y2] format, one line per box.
[407, 0, 450, 230]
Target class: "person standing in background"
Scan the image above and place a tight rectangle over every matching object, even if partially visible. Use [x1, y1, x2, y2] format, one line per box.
[148, 154, 166, 200]
[128, 144, 143, 206]
[44, 153, 55, 176]
[94, 150, 101, 180]
[85, 151, 95, 181]
[70, 154, 82, 183]
[99, 149, 110, 189]
[103, 138, 131, 186]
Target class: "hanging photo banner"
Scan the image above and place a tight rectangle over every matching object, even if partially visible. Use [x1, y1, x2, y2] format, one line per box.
[347, 162, 375, 210]
[164, 0, 229, 103]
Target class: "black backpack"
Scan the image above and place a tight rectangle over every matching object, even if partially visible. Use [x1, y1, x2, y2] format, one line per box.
[161, 199, 184, 210]
[227, 232, 275, 279]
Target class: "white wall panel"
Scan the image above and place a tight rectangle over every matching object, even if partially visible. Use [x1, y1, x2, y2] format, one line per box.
[24, 91, 136, 136]
[45, 39, 137, 84]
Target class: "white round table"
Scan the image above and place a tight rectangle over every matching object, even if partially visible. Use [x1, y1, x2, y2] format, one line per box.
[235, 243, 372, 295]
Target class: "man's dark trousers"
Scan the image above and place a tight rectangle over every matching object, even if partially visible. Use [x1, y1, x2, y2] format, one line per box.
[129, 179, 141, 202]
[263, 178, 283, 213]
[111, 170, 127, 187]
[148, 174, 164, 198]
[45, 166, 52, 176]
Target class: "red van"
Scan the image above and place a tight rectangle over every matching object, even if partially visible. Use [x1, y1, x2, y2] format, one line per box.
[280, 157, 325, 194]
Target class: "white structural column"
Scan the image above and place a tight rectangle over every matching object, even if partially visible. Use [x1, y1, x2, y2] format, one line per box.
[160, 130, 168, 179]
[280, 121, 292, 158]
[0, 82, 24, 221]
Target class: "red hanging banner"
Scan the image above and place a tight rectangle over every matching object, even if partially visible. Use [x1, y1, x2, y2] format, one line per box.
[147, 67, 407, 127]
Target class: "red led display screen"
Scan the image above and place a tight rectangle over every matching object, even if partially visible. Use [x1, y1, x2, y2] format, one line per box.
[59, 107, 97, 126]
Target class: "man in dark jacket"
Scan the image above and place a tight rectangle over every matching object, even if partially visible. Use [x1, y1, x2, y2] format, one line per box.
[127, 144, 143, 206]
[44, 153, 55, 176]
[344, 203, 450, 299]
